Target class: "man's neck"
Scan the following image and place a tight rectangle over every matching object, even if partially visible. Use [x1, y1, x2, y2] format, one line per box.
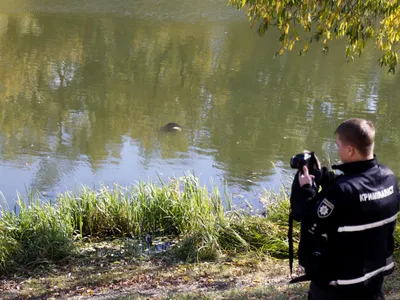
[346, 154, 374, 163]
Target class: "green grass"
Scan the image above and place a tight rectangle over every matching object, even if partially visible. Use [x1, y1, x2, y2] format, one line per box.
[0, 174, 398, 277]
[2, 238, 400, 299]
[0, 242, 307, 299]
[0, 197, 74, 273]
[1, 177, 400, 299]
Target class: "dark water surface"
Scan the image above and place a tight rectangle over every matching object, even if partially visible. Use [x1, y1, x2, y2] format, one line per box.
[1, 0, 400, 208]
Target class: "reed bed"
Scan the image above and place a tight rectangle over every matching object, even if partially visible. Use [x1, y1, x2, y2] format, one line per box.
[0, 175, 398, 275]
[0, 198, 74, 273]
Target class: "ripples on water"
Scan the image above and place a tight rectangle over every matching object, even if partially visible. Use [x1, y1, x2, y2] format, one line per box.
[0, 1, 400, 208]
[1, 0, 240, 22]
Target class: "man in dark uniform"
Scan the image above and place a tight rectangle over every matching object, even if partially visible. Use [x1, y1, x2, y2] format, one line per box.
[290, 118, 400, 300]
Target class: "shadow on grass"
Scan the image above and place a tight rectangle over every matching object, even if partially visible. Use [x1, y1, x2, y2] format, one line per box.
[0, 237, 301, 299]
[1, 240, 400, 300]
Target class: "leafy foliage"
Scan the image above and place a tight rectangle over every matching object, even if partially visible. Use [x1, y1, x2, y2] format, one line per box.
[229, 0, 400, 72]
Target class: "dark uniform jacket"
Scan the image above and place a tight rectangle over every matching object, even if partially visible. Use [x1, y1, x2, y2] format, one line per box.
[291, 157, 400, 287]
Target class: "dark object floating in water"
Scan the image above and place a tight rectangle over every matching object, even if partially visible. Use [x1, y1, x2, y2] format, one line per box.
[160, 122, 183, 132]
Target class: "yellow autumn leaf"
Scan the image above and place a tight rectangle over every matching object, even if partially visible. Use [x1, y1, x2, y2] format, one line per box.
[303, 42, 309, 52]
[284, 23, 289, 34]
[327, 31, 331, 39]
[229, 0, 400, 72]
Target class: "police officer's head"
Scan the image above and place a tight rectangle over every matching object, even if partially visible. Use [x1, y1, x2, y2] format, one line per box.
[334, 118, 375, 163]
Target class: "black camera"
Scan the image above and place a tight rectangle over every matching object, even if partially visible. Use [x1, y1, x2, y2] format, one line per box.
[290, 152, 316, 171]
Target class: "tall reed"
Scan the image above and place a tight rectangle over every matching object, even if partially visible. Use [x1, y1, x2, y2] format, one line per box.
[2, 174, 397, 274]
[0, 197, 74, 273]
[57, 175, 227, 238]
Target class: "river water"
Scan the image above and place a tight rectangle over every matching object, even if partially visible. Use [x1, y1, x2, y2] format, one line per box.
[1, 0, 400, 208]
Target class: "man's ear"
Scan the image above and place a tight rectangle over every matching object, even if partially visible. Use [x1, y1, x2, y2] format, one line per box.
[347, 145, 355, 156]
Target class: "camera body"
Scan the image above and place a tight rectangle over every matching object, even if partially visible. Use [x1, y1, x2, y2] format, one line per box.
[290, 152, 316, 171]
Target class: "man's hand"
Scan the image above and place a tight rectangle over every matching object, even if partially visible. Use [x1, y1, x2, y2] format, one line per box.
[299, 165, 315, 187]
[313, 153, 321, 170]
[303, 150, 321, 170]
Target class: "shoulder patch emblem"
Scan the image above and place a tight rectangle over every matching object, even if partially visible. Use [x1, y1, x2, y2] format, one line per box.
[318, 198, 335, 218]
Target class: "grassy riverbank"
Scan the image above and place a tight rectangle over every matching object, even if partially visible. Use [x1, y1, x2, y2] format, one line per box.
[0, 175, 400, 299]
[0, 238, 307, 299]
[0, 175, 295, 274]
[1, 239, 400, 299]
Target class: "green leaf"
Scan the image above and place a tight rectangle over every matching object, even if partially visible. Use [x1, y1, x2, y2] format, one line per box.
[228, 0, 400, 73]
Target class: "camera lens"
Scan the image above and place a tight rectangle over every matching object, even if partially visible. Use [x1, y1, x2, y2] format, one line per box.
[290, 156, 296, 169]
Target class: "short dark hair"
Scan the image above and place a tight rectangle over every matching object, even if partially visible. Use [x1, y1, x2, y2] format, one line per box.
[334, 118, 375, 156]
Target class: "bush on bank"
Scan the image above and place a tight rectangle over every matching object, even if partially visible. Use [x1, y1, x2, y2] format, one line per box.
[0, 175, 398, 274]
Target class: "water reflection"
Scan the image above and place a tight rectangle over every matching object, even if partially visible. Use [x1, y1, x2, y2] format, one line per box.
[0, 3, 400, 207]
